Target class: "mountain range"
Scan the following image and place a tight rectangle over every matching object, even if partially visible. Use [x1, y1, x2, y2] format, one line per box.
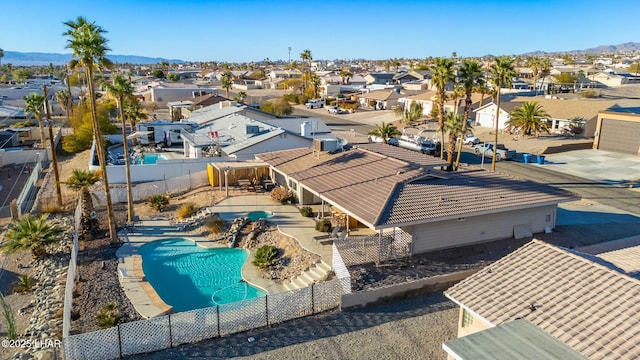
[0, 51, 185, 66]
[2, 42, 639, 66]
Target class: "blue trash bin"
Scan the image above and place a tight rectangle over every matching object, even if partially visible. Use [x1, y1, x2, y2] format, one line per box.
[523, 154, 532, 163]
[536, 155, 545, 164]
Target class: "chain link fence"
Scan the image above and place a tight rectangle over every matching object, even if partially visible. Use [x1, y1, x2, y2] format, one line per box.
[62, 199, 81, 337]
[334, 228, 413, 267]
[63, 280, 342, 360]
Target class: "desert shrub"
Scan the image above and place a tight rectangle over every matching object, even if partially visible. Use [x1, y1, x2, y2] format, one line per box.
[579, 89, 598, 98]
[54, 308, 64, 319]
[340, 102, 359, 112]
[253, 245, 279, 268]
[299, 206, 314, 217]
[148, 194, 169, 212]
[315, 219, 333, 233]
[296, 94, 309, 105]
[206, 217, 225, 234]
[176, 203, 197, 220]
[283, 93, 297, 103]
[270, 186, 295, 204]
[96, 301, 122, 329]
[41, 202, 65, 214]
[12, 275, 36, 294]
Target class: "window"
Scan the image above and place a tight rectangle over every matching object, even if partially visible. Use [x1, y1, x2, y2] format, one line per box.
[462, 309, 474, 328]
[546, 214, 551, 222]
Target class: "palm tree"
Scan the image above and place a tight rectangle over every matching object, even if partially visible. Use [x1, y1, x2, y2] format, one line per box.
[123, 96, 147, 145]
[444, 112, 465, 170]
[394, 101, 423, 125]
[431, 58, 456, 158]
[538, 57, 552, 94]
[2, 214, 64, 260]
[506, 102, 550, 138]
[220, 72, 232, 98]
[55, 89, 72, 121]
[103, 74, 135, 223]
[64, 16, 117, 241]
[455, 60, 484, 168]
[235, 91, 247, 104]
[526, 56, 540, 94]
[451, 85, 466, 115]
[63, 169, 101, 239]
[308, 73, 321, 99]
[368, 122, 401, 144]
[339, 69, 353, 85]
[23, 93, 47, 148]
[300, 49, 313, 91]
[489, 56, 516, 172]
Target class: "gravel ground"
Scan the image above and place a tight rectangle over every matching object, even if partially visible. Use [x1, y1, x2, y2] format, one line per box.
[124, 292, 458, 360]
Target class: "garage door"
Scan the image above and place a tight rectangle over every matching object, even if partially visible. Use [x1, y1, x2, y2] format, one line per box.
[598, 119, 640, 155]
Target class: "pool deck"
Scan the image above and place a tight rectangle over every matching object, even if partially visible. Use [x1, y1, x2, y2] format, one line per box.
[116, 194, 333, 319]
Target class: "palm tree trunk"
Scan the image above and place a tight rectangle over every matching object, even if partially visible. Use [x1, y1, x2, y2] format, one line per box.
[438, 91, 445, 159]
[119, 96, 134, 223]
[491, 83, 502, 172]
[87, 67, 117, 241]
[447, 131, 457, 171]
[455, 96, 473, 168]
[37, 116, 46, 149]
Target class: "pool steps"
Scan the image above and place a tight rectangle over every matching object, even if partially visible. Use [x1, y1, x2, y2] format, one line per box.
[282, 259, 333, 291]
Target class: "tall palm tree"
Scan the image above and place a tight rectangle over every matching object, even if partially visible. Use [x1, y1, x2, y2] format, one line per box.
[55, 89, 72, 121]
[526, 56, 540, 95]
[368, 122, 401, 144]
[103, 74, 135, 223]
[431, 58, 455, 158]
[220, 71, 233, 98]
[506, 102, 551, 138]
[455, 60, 484, 168]
[2, 214, 64, 260]
[339, 69, 353, 85]
[63, 169, 101, 239]
[538, 57, 552, 95]
[64, 16, 117, 241]
[23, 93, 47, 148]
[308, 73, 321, 99]
[300, 49, 313, 91]
[444, 112, 465, 170]
[489, 56, 515, 172]
[451, 85, 466, 115]
[123, 96, 147, 145]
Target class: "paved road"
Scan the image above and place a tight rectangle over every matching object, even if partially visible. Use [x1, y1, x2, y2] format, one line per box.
[125, 293, 458, 360]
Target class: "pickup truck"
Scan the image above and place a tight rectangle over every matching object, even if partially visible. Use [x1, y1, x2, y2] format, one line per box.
[305, 99, 325, 109]
[473, 143, 516, 161]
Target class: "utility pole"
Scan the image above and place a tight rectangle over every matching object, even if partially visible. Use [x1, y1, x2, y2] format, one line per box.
[288, 47, 291, 63]
[43, 85, 63, 207]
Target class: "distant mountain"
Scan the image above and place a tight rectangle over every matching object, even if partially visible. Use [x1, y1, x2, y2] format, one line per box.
[1, 51, 185, 66]
[522, 42, 640, 56]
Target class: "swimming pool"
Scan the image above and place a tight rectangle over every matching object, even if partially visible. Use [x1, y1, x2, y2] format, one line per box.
[138, 238, 265, 311]
[247, 210, 273, 221]
[134, 153, 166, 165]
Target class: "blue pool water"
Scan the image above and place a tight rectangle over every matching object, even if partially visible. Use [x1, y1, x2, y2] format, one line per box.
[138, 238, 265, 311]
[247, 210, 273, 221]
[134, 153, 166, 165]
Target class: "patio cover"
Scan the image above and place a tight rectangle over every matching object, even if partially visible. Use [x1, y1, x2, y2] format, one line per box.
[127, 131, 153, 140]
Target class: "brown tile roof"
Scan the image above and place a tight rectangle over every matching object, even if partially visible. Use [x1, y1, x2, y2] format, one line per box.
[445, 240, 640, 360]
[258, 146, 574, 228]
[379, 169, 574, 226]
[506, 97, 618, 120]
[596, 245, 640, 279]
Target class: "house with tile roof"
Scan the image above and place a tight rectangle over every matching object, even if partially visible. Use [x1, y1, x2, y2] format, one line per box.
[402, 91, 489, 118]
[256, 145, 575, 255]
[444, 239, 640, 359]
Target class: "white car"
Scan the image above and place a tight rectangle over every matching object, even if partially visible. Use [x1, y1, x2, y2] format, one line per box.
[458, 134, 480, 145]
[327, 106, 347, 114]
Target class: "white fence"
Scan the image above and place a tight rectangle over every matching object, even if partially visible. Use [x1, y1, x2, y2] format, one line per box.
[332, 243, 352, 294]
[334, 228, 413, 267]
[63, 280, 342, 360]
[62, 199, 81, 337]
[15, 154, 47, 216]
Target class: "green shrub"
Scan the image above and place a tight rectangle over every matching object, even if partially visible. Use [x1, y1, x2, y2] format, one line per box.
[296, 94, 309, 105]
[299, 206, 314, 217]
[12, 275, 36, 294]
[176, 203, 197, 220]
[206, 217, 225, 234]
[579, 89, 598, 98]
[283, 93, 297, 103]
[148, 194, 169, 212]
[253, 245, 279, 268]
[315, 219, 333, 233]
[96, 301, 122, 329]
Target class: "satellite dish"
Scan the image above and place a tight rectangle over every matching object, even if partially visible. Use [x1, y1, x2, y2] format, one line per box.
[90, 211, 97, 219]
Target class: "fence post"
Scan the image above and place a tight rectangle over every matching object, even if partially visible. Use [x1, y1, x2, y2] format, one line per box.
[216, 305, 220, 338]
[311, 283, 315, 314]
[265, 295, 269, 328]
[117, 324, 123, 359]
[168, 314, 173, 348]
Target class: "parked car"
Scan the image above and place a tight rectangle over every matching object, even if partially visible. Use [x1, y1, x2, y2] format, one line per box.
[457, 133, 480, 145]
[473, 142, 516, 161]
[305, 99, 325, 109]
[368, 135, 399, 146]
[327, 106, 346, 114]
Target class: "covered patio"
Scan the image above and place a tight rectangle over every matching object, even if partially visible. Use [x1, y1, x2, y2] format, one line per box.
[207, 160, 273, 196]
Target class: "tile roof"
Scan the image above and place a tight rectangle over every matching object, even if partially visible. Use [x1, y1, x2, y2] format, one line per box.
[445, 240, 640, 360]
[258, 146, 574, 228]
[506, 97, 618, 120]
[596, 244, 640, 279]
[379, 169, 574, 226]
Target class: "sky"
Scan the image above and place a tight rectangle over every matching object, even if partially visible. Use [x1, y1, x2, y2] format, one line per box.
[2, 0, 639, 63]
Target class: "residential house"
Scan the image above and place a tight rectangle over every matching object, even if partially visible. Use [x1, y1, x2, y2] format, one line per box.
[268, 69, 303, 80]
[358, 89, 405, 110]
[392, 70, 429, 84]
[444, 239, 640, 359]
[474, 102, 511, 130]
[593, 110, 640, 156]
[181, 114, 320, 160]
[257, 144, 574, 255]
[140, 83, 218, 106]
[364, 73, 395, 85]
[403, 91, 489, 118]
[186, 101, 245, 127]
[592, 71, 629, 87]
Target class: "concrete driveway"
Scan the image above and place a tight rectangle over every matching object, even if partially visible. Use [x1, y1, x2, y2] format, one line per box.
[542, 149, 640, 186]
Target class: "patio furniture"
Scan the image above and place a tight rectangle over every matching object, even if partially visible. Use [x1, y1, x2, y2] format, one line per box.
[314, 225, 341, 243]
[238, 179, 251, 190]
